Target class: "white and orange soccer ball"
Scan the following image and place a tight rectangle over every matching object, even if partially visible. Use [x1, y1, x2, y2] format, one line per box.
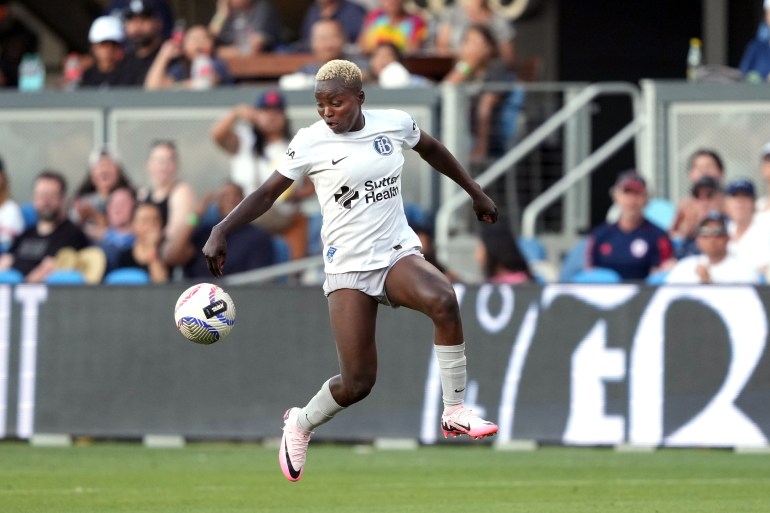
[174, 283, 236, 344]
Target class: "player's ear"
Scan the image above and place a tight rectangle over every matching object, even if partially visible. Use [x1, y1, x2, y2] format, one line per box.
[358, 90, 365, 105]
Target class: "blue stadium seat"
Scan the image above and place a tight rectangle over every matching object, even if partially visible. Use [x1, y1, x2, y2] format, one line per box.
[644, 198, 676, 231]
[559, 238, 588, 282]
[0, 269, 24, 284]
[104, 267, 150, 285]
[569, 267, 622, 284]
[20, 202, 37, 229]
[272, 236, 291, 264]
[646, 271, 670, 285]
[517, 237, 547, 262]
[45, 269, 86, 285]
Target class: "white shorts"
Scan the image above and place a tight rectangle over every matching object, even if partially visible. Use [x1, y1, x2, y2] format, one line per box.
[323, 246, 423, 307]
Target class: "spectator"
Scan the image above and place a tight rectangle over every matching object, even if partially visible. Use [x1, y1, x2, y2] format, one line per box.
[443, 24, 517, 163]
[586, 170, 674, 281]
[211, 90, 313, 259]
[299, 0, 367, 50]
[476, 222, 534, 285]
[754, 141, 770, 211]
[115, 202, 169, 282]
[670, 148, 725, 241]
[209, 0, 283, 57]
[357, 0, 428, 55]
[674, 175, 724, 258]
[666, 211, 761, 284]
[104, 0, 175, 39]
[97, 186, 137, 273]
[364, 42, 430, 88]
[185, 181, 274, 278]
[81, 15, 127, 88]
[70, 146, 133, 242]
[136, 141, 197, 269]
[723, 178, 770, 276]
[0, 0, 38, 88]
[739, 0, 770, 82]
[0, 156, 24, 253]
[434, 0, 516, 70]
[0, 171, 89, 282]
[120, 0, 166, 85]
[144, 24, 233, 90]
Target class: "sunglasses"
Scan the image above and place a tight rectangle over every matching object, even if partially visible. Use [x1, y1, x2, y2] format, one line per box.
[696, 227, 727, 238]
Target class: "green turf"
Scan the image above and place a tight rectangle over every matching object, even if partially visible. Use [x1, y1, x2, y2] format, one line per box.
[1, 441, 770, 513]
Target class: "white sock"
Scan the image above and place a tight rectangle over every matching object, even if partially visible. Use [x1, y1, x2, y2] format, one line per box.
[434, 342, 466, 411]
[297, 378, 345, 432]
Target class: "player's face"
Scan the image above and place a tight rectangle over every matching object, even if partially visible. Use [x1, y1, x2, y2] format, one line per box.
[315, 79, 364, 134]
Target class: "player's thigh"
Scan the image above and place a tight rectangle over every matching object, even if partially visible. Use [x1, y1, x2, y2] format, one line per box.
[328, 288, 379, 376]
[384, 255, 456, 314]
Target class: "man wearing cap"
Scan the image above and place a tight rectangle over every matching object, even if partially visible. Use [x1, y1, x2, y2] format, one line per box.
[587, 170, 674, 281]
[120, 0, 165, 85]
[724, 178, 770, 277]
[666, 211, 761, 284]
[81, 16, 127, 88]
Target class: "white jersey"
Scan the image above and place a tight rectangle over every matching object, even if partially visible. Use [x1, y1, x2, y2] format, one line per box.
[278, 109, 422, 273]
[665, 253, 761, 284]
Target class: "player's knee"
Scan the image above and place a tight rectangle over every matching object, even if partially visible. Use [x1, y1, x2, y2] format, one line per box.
[425, 288, 460, 324]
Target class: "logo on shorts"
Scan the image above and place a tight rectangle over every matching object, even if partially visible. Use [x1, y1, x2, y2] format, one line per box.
[326, 247, 337, 263]
[334, 185, 359, 209]
[373, 135, 393, 155]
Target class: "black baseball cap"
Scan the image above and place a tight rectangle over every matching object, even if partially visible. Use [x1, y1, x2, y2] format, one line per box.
[124, 0, 159, 18]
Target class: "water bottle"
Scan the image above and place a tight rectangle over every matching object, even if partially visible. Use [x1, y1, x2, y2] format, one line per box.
[63, 53, 82, 90]
[686, 38, 702, 82]
[18, 53, 46, 92]
[191, 53, 215, 90]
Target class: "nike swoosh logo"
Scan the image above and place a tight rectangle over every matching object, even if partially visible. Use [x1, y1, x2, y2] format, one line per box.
[332, 156, 348, 165]
[454, 388, 465, 393]
[284, 439, 302, 479]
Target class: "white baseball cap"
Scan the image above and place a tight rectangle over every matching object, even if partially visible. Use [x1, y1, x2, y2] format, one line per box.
[89, 16, 125, 44]
[765, 0, 770, 10]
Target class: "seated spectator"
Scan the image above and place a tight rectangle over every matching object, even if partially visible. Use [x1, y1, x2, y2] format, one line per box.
[119, 0, 166, 85]
[299, 0, 367, 50]
[434, 0, 516, 70]
[185, 182, 274, 278]
[443, 24, 517, 163]
[357, 0, 428, 56]
[0, 0, 39, 88]
[97, 187, 137, 273]
[104, 0, 175, 39]
[144, 24, 233, 90]
[739, 0, 770, 82]
[0, 156, 24, 253]
[364, 42, 430, 88]
[754, 141, 770, 211]
[209, 0, 283, 57]
[666, 211, 761, 284]
[70, 146, 133, 242]
[670, 148, 725, 241]
[211, 90, 313, 259]
[586, 171, 674, 281]
[723, 178, 770, 276]
[136, 141, 197, 269]
[674, 175, 724, 258]
[115, 202, 168, 283]
[476, 222, 534, 285]
[0, 171, 89, 282]
[81, 15, 127, 88]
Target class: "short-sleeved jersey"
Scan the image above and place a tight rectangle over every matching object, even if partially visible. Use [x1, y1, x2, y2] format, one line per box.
[587, 219, 673, 280]
[278, 109, 421, 273]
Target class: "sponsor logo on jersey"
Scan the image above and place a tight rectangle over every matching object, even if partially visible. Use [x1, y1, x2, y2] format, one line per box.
[326, 246, 337, 263]
[334, 185, 359, 209]
[373, 135, 393, 155]
[364, 175, 400, 204]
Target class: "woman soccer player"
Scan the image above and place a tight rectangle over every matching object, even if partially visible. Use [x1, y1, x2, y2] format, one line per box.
[203, 59, 499, 482]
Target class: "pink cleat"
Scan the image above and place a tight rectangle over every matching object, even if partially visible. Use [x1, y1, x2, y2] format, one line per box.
[279, 407, 312, 482]
[441, 407, 498, 439]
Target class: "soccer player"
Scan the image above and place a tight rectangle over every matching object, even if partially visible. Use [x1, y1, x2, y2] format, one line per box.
[203, 59, 499, 482]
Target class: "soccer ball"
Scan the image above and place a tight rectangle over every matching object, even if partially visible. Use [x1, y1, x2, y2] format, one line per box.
[174, 283, 236, 344]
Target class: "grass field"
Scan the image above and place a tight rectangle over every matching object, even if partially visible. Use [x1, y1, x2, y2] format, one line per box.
[2, 441, 770, 513]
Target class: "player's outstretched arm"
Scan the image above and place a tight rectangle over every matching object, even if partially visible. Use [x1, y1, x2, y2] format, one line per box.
[203, 171, 294, 277]
[412, 130, 498, 224]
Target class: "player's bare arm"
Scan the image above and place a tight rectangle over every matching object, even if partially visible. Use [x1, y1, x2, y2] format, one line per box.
[412, 130, 498, 224]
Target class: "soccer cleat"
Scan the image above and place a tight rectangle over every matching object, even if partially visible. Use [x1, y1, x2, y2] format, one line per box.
[441, 407, 498, 439]
[279, 407, 313, 482]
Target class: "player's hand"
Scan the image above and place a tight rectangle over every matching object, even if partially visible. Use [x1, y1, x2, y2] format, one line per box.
[472, 193, 498, 224]
[203, 228, 228, 278]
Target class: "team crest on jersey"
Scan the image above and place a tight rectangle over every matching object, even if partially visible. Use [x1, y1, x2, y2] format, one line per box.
[326, 247, 337, 263]
[373, 135, 393, 155]
[334, 185, 359, 209]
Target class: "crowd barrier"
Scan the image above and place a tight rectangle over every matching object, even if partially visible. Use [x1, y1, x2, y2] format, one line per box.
[1, 282, 767, 448]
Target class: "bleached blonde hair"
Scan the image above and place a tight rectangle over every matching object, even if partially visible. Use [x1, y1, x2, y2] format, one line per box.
[316, 59, 363, 90]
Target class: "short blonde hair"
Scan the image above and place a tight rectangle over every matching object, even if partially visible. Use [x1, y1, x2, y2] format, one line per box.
[316, 59, 363, 89]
